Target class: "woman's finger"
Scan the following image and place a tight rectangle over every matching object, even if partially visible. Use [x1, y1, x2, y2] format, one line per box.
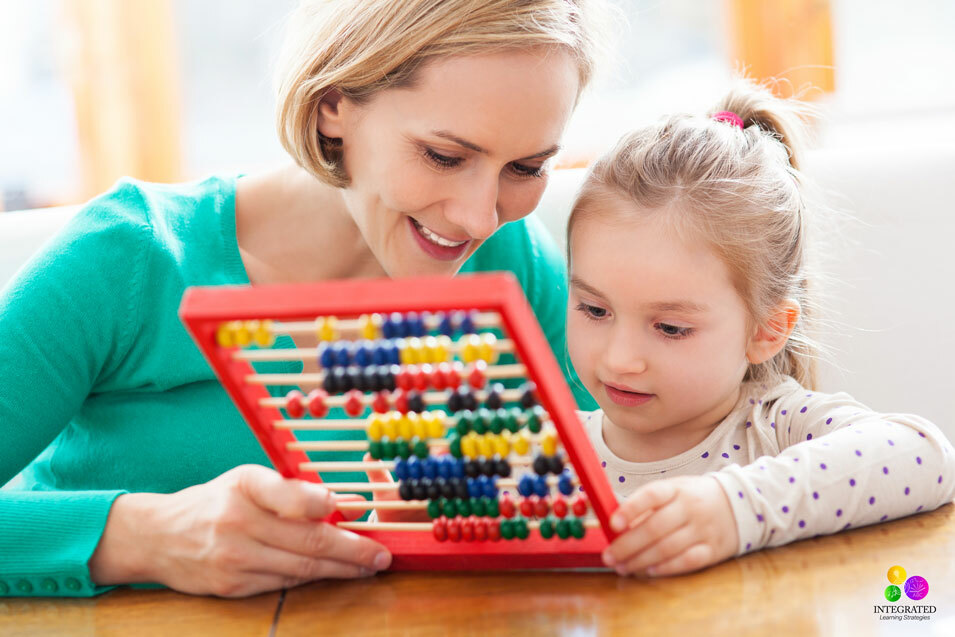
[245, 542, 379, 582]
[235, 464, 336, 520]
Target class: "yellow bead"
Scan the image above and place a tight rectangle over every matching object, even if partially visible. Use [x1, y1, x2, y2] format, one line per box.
[494, 434, 510, 456]
[479, 332, 498, 363]
[412, 413, 428, 439]
[397, 339, 415, 365]
[513, 431, 530, 456]
[478, 434, 494, 458]
[316, 316, 338, 341]
[234, 322, 252, 347]
[406, 337, 424, 364]
[215, 322, 236, 348]
[360, 313, 382, 340]
[541, 431, 558, 456]
[460, 334, 481, 363]
[399, 414, 415, 439]
[434, 335, 452, 362]
[383, 412, 400, 439]
[252, 320, 274, 347]
[461, 432, 479, 459]
[367, 414, 384, 441]
[422, 336, 438, 363]
[427, 412, 445, 438]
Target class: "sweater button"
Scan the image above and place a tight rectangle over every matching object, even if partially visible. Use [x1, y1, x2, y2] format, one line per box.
[65, 577, 82, 591]
[16, 579, 33, 594]
[0, 581, 9, 595]
[41, 578, 59, 593]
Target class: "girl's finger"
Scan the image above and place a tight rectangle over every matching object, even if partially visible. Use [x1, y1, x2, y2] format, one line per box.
[645, 543, 715, 577]
[615, 524, 698, 575]
[611, 480, 679, 532]
[363, 452, 395, 486]
[603, 499, 687, 567]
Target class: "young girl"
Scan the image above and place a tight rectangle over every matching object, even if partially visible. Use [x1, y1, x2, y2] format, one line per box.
[565, 80, 955, 577]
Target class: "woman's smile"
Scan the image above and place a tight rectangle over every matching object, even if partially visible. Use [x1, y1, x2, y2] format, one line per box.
[407, 216, 471, 261]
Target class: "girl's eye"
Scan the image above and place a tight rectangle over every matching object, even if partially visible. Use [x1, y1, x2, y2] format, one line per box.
[509, 161, 545, 179]
[575, 302, 608, 321]
[655, 322, 693, 339]
[424, 147, 464, 169]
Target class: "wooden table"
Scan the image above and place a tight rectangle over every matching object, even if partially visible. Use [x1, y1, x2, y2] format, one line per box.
[3, 504, 953, 636]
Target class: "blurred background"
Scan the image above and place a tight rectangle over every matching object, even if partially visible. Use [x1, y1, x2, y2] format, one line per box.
[1, 0, 954, 434]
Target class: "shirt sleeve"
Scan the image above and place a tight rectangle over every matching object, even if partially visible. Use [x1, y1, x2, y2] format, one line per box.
[0, 196, 153, 597]
[709, 386, 955, 555]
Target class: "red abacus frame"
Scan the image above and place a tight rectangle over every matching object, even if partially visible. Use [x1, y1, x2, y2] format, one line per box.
[179, 272, 619, 570]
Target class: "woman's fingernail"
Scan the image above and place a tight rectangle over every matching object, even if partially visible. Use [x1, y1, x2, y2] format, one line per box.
[374, 552, 392, 571]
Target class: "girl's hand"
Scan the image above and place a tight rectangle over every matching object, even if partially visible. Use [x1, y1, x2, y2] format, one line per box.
[88, 464, 392, 597]
[602, 476, 738, 577]
[364, 453, 431, 523]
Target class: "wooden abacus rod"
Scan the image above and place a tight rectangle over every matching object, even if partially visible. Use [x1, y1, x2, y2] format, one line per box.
[273, 412, 552, 431]
[233, 338, 515, 363]
[321, 475, 580, 493]
[337, 500, 428, 511]
[259, 387, 528, 411]
[246, 363, 526, 387]
[272, 311, 502, 336]
[336, 519, 601, 532]
[302, 458, 532, 472]
[286, 430, 555, 452]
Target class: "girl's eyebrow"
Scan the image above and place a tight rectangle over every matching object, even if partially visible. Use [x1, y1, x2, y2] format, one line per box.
[569, 276, 608, 301]
[430, 130, 561, 160]
[571, 276, 709, 313]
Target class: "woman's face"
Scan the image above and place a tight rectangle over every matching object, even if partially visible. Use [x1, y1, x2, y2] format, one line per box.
[319, 48, 580, 278]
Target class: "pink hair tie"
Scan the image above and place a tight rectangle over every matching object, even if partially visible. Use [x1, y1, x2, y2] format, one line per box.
[712, 111, 745, 130]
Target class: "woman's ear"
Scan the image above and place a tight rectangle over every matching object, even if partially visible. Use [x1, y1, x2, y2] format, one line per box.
[316, 88, 346, 139]
[746, 299, 801, 365]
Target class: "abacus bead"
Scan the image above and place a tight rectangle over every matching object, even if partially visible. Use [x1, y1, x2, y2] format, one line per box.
[477, 332, 497, 363]
[533, 475, 549, 497]
[488, 518, 502, 542]
[413, 437, 429, 458]
[477, 434, 494, 458]
[447, 389, 464, 413]
[408, 457, 423, 480]
[354, 341, 374, 367]
[451, 457, 465, 479]
[399, 338, 418, 365]
[495, 458, 511, 477]
[412, 414, 428, 439]
[412, 479, 429, 500]
[361, 366, 380, 392]
[526, 406, 545, 434]
[447, 518, 462, 542]
[519, 497, 534, 518]
[333, 342, 352, 367]
[381, 365, 398, 391]
[383, 413, 400, 439]
[284, 390, 305, 419]
[457, 499, 472, 517]
[437, 497, 450, 516]
[447, 361, 464, 389]
[386, 312, 405, 338]
[429, 412, 446, 438]
[483, 476, 498, 498]
[464, 458, 481, 478]
[493, 433, 509, 457]
[434, 335, 452, 362]
[397, 367, 415, 391]
[506, 407, 522, 433]
[463, 389, 478, 412]
[500, 519, 515, 540]
[406, 312, 424, 337]
[368, 440, 383, 460]
[467, 478, 482, 499]
[382, 437, 399, 460]
[359, 314, 382, 341]
[540, 431, 558, 456]
[499, 493, 516, 518]
[440, 480, 455, 500]
[556, 518, 571, 540]
[475, 408, 493, 434]
[454, 478, 469, 499]
[372, 341, 388, 365]
[431, 363, 449, 390]
[372, 391, 390, 414]
[570, 518, 585, 539]
[387, 341, 402, 365]
[539, 516, 555, 539]
[407, 391, 426, 413]
[461, 432, 478, 459]
[480, 458, 496, 477]
[216, 322, 236, 347]
[558, 471, 574, 496]
[427, 500, 442, 519]
[552, 497, 568, 518]
[398, 481, 414, 500]
[346, 366, 362, 392]
[467, 360, 487, 389]
[518, 475, 535, 497]
[395, 437, 411, 460]
[394, 458, 409, 481]
[438, 456, 453, 479]
[307, 389, 329, 418]
[460, 333, 481, 363]
[426, 478, 441, 500]
[520, 382, 538, 409]
[461, 516, 475, 542]
[534, 496, 550, 518]
[460, 310, 477, 334]
[572, 494, 589, 517]
[318, 342, 335, 368]
[474, 517, 488, 542]
[513, 431, 531, 456]
[485, 384, 505, 410]
[318, 316, 338, 341]
[432, 518, 447, 541]
[471, 497, 486, 517]
[438, 312, 454, 335]
[486, 498, 500, 518]
[456, 410, 473, 435]
[515, 517, 530, 540]
[547, 453, 565, 475]
[414, 365, 431, 391]
[449, 434, 462, 458]
[394, 389, 410, 414]
[533, 454, 549, 476]
[344, 389, 364, 417]
[421, 336, 438, 364]
[397, 414, 413, 439]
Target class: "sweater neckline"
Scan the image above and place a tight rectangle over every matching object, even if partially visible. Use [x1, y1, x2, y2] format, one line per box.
[218, 175, 251, 286]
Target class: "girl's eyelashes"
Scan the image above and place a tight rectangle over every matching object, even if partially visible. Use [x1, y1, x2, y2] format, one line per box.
[421, 146, 546, 178]
[575, 301, 608, 322]
[655, 322, 693, 340]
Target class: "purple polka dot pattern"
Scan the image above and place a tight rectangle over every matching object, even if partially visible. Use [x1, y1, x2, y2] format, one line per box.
[782, 506, 789, 513]
[757, 514, 764, 522]
[849, 478, 856, 487]
[781, 410, 788, 415]
[826, 417, 832, 425]
[618, 476, 625, 483]
[820, 463, 827, 470]
[702, 452, 709, 459]
[722, 452, 729, 458]
[745, 542, 751, 551]
[916, 457, 922, 465]
[771, 422, 776, 429]
[888, 440, 894, 446]
[855, 450, 862, 457]
[905, 486, 910, 495]
[883, 466, 889, 474]
[917, 505, 924, 512]
[869, 496, 876, 505]
[738, 491, 744, 499]
[836, 509, 843, 517]
[880, 515, 888, 521]
[800, 406, 808, 413]
[601, 461, 607, 467]
[733, 444, 741, 450]
[939, 475, 944, 484]
[812, 491, 819, 499]
[746, 421, 752, 428]
[789, 476, 795, 483]
[799, 520, 806, 528]
[807, 433, 813, 440]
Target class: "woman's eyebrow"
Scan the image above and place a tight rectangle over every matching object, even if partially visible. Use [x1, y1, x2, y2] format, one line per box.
[430, 130, 560, 159]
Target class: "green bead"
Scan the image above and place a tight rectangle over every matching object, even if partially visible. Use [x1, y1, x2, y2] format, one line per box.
[514, 517, 529, 540]
[473, 408, 492, 434]
[539, 516, 555, 539]
[437, 497, 450, 517]
[443, 499, 457, 518]
[395, 437, 411, 459]
[454, 414, 469, 436]
[556, 518, 571, 539]
[412, 437, 429, 459]
[459, 410, 475, 434]
[41, 578, 58, 593]
[471, 498, 486, 517]
[457, 499, 472, 517]
[500, 519, 515, 540]
[490, 408, 507, 434]
[525, 406, 544, 433]
[449, 434, 463, 458]
[380, 436, 396, 459]
[427, 500, 442, 519]
[485, 498, 500, 518]
[368, 440, 383, 460]
[570, 517, 585, 539]
[507, 407, 523, 432]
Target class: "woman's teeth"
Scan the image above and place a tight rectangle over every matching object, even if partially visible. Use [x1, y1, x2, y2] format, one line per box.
[413, 219, 467, 248]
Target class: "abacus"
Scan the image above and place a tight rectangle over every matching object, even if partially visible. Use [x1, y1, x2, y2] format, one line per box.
[179, 273, 618, 570]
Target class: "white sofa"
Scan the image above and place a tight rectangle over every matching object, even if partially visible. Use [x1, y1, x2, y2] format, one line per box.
[2, 146, 953, 442]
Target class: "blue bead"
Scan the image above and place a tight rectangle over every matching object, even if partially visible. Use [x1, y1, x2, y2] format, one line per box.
[394, 458, 409, 481]
[558, 471, 573, 496]
[451, 458, 465, 479]
[459, 310, 476, 335]
[404, 312, 420, 337]
[371, 340, 388, 365]
[388, 312, 405, 338]
[467, 478, 482, 499]
[422, 457, 438, 480]
[318, 343, 335, 368]
[333, 342, 352, 367]
[534, 475, 549, 497]
[408, 457, 423, 480]
[354, 341, 373, 367]
[388, 340, 402, 365]
[518, 474, 535, 497]
[437, 312, 454, 336]
[438, 456, 453, 479]
[483, 476, 498, 498]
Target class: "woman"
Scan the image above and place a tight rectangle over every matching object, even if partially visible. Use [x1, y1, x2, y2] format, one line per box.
[0, 0, 608, 598]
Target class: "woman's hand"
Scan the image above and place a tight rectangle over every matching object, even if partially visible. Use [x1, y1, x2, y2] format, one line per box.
[364, 453, 431, 523]
[88, 464, 392, 597]
[602, 476, 738, 577]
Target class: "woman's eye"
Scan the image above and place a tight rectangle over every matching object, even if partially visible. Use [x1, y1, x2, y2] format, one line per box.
[424, 148, 463, 169]
[509, 162, 545, 178]
[656, 322, 693, 339]
[575, 302, 608, 321]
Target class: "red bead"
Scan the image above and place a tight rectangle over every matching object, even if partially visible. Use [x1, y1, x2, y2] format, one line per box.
[284, 390, 305, 419]
[397, 367, 415, 391]
[499, 493, 516, 519]
[461, 516, 475, 542]
[432, 517, 448, 542]
[415, 364, 432, 391]
[474, 518, 488, 542]
[394, 389, 410, 414]
[488, 518, 501, 542]
[372, 391, 391, 414]
[343, 389, 364, 417]
[534, 496, 550, 518]
[572, 494, 589, 517]
[467, 360, 487, 389]
[447, 517, 462, 542]
[446, 361, 464, 389]
[519, 496, 535, 518]
[431, 364, 449, 390]
[306, 389, 328, 418]
[552, 497, 568, 518]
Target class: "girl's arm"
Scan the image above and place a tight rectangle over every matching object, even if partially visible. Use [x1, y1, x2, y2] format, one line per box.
[710, 388, 955, 555]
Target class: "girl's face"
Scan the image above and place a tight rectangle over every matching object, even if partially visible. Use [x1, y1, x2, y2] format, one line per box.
[321, 48, 579, 278]
[567, 194, 756, 453]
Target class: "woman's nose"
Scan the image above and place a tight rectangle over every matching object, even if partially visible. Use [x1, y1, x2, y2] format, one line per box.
[445, 174, 500, 241]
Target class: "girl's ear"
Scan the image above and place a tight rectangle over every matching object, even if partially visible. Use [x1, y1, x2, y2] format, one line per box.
[316, 88, 347, 139]
[746, 299, 801, 365]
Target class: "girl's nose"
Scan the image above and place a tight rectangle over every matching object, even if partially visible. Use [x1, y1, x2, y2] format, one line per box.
[603, 329, 648, 376]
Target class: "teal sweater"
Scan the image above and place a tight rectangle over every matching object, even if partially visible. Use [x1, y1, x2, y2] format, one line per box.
[0, 175, 595, 597]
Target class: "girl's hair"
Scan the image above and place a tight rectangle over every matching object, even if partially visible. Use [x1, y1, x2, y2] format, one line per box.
[568, 79, 821, 388]
[276, 0, 612, 188]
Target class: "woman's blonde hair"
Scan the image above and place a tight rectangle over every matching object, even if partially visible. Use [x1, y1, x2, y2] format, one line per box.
[276, 0, 611, 188]
[568, 79, 822, 388]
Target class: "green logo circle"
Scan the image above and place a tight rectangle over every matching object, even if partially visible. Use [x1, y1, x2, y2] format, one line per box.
[884, 585, 902, 602]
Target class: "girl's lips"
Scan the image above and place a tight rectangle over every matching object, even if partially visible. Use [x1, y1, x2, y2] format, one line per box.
[407, 217, 470, 261]
[604, 384, 655, 407]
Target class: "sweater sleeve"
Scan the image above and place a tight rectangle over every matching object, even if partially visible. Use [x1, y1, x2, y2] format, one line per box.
[0, 192, 154, 597]
[709, 387, 955, 555]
